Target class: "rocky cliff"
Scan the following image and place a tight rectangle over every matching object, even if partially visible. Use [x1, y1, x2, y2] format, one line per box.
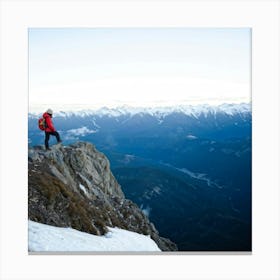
[28, 142, 177, 251]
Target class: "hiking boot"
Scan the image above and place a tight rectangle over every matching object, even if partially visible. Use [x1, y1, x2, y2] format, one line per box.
[46, 147, 51, 151]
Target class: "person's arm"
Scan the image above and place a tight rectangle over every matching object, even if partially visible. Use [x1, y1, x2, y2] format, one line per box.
[45, 115, 55, 132]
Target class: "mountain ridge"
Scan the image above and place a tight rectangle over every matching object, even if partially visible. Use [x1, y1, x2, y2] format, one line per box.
[29, 102, 251, 118]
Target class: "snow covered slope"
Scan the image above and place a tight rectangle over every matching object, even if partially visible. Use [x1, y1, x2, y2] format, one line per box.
[28, 220, 161, 252]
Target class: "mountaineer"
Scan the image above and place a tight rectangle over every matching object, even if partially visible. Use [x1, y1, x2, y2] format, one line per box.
[39, 109, 62, 150]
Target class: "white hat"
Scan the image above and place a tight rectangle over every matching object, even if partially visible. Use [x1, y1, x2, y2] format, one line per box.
[47, 109, 53, 115]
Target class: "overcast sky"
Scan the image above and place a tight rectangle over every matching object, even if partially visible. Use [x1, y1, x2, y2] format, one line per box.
[29, 28, 251, 111]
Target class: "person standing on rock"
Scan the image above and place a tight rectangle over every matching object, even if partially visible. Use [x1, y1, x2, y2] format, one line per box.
[43, 109, 62, 150]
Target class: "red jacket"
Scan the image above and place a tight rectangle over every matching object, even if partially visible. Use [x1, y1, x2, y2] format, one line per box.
[43, 112, 55, 132]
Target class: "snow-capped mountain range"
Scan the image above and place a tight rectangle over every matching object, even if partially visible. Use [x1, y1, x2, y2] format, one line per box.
[28, 102, 252, 146]
[28, 103, 252, 251]
[29, 102, 251, 118]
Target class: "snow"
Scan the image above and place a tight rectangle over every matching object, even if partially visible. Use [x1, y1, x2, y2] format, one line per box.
[79, 183, 88, 195]
[28, 220, 161, 252]
[29, 102, 251, 119]
[91, 118, 100, 128]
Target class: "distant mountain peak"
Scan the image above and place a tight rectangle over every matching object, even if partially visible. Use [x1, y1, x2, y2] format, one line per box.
[29, 102, 251, 118]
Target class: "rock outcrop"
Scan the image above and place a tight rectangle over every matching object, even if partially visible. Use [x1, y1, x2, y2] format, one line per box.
[28, 142, 177, 251]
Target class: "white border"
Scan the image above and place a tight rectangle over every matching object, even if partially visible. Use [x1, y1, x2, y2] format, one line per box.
[0, 0, 279, 279]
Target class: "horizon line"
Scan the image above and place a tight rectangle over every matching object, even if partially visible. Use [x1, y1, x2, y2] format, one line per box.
[29, 101, 251, 114]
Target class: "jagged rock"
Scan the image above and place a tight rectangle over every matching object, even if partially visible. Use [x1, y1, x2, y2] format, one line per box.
[28, 142, 177, 251]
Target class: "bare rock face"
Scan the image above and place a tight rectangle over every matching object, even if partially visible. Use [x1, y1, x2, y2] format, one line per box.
[28, 142, 177, 251]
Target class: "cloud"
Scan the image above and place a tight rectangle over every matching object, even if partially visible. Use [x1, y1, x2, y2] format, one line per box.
[66, 126, 97, 137]
[186, 134, 197, 140]
[140, 205, 152, 218]
[30, 77, 250, 108]
[122, 154, 135, 164]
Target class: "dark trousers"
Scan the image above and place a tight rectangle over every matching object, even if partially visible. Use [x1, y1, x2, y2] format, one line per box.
[45, 131, 61, 149]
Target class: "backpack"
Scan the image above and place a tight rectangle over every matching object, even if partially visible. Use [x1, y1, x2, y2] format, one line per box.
[38, 117, 46, 131]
